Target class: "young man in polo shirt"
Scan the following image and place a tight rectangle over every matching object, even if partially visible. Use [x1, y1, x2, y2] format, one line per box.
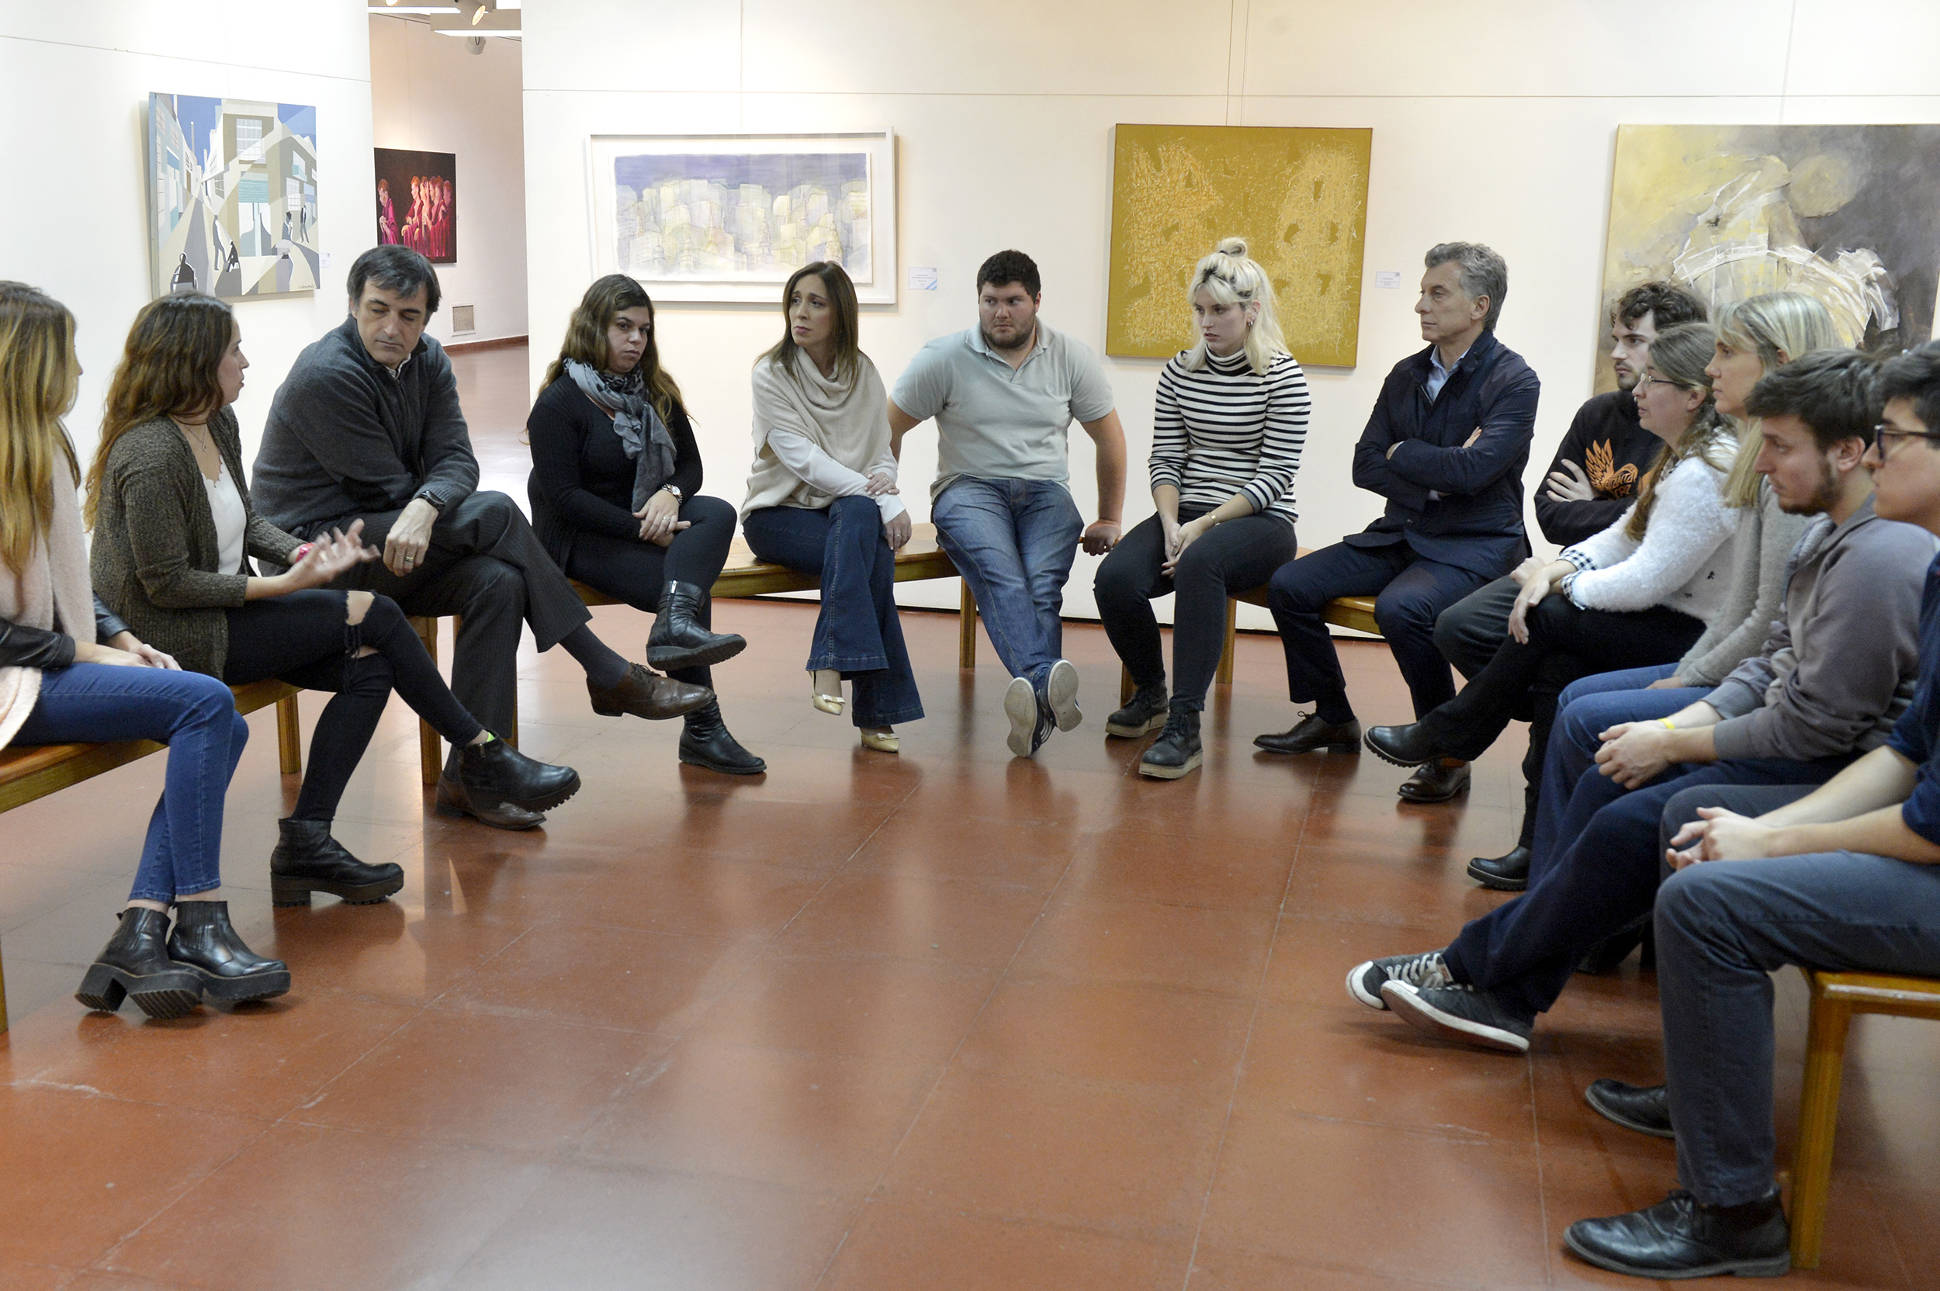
[889, 250, 1128, 757]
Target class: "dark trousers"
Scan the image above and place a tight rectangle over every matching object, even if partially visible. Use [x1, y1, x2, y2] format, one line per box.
[222, 591, 483, 817]
[1093, 508, 1297, 712]
[319, 490, 592, 770]
[1442, 757, 1843, 1022]
[1432, 573, 1518, 683]
[1652, 781, 1940, 1206]
[561, 494, 737, 689]
[743, 498, 923, 728]
[1266, 540, 1491, 720]
[1423, 595, 1702, 846]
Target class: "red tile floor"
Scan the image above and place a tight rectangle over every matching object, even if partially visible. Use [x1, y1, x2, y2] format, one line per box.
[3, 346, 1938, 1289]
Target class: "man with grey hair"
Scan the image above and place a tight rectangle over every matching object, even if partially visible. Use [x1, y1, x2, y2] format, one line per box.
[1257, 242, 1539, 805]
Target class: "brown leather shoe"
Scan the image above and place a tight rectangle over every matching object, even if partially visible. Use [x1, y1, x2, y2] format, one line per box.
[1253, 713, 1361, 755]
[587, 662, 711, 720]
[1397, 758, 1470, 802]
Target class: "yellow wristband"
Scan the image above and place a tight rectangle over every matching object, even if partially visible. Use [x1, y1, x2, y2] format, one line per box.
[1658, 718, 1676, 731]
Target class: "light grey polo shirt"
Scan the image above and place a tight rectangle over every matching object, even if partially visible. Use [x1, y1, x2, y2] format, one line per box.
[890, 323, 1116, 500]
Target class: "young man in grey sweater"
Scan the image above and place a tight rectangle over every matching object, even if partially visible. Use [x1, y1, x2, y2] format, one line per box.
[1348, 350, 1937, 1053]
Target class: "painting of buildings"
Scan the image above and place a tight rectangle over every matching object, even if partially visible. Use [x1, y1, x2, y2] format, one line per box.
[147, 93, 319, 299]
[589, 133, 897, 303]
[1599, 123, 1940, 389]
[1106, 124, 1372, 367]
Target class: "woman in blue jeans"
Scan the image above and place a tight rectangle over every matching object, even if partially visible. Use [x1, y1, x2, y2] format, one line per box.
[0, 281, 286, 1018]
[741, 262, 922, 752]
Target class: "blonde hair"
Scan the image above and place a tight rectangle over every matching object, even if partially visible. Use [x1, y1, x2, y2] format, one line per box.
[0, 282, 81, 570]
[1182, 237, 1289, 376]
[1714, 292, 1841, 507]
[1625, 322, 1732, 540]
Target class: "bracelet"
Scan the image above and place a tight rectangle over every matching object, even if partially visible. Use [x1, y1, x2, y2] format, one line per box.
[290, 543, 314, 564]
[1658, 718, 1676, 731]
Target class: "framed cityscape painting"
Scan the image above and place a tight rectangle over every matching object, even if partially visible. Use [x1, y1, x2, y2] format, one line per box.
[147, 93, 319, 298]
[374, 147, 458, 264]
[587, 131, 897, 303]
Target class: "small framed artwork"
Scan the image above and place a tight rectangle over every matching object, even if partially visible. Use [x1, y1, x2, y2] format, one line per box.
[587, 131, 896, 304]
[374, 148, 457, 264]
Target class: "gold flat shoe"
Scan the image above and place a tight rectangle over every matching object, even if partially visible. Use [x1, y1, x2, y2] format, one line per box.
[811, 668, 844, 716]
[859, 726, 900, 754]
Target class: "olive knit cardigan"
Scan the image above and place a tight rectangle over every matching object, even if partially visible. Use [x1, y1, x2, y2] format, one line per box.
[89, 409, 305, 677]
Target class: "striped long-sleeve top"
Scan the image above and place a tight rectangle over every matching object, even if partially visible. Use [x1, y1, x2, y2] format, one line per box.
[1149, 347, 1309, 524]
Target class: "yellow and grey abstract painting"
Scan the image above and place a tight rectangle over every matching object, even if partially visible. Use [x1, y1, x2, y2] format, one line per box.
[1106, 124, 1372, 368]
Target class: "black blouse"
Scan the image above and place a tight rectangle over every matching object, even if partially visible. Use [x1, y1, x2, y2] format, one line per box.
[525, 377, 706, 564]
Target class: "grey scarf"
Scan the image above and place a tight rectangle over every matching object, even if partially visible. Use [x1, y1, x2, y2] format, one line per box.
[566, 358, 678, 510]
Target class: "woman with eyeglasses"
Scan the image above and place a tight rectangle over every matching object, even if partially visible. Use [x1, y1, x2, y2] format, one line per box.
[1364, 323, 1742, 855]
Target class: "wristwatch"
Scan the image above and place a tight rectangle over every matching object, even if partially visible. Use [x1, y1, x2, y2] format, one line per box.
[661, 484, 683, 500]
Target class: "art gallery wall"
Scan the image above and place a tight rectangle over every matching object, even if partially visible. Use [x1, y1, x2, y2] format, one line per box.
[522, 0, 1940, 627]
[0, 1, 377, 472]
[368, 16, 527, 345]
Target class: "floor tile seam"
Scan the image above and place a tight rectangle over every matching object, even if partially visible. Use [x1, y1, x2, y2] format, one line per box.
[1179, 1233, 1499, 1289]
[260, 998, 434, 1128]
[1233, 1099, 1541, 1148]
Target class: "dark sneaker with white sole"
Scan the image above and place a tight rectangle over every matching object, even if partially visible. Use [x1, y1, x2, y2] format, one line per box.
[1563, 1188, 1789, 1279]
[1004, 676, 1041, 757]
[1380, 980, 1533, 1053]
[1345, 950, 1451, 1010]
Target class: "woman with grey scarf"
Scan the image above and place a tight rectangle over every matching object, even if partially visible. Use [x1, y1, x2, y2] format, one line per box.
[527, 275, 762, 774]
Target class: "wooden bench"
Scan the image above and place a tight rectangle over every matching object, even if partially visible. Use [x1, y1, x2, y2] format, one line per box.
[1789, 967, 1940, 1268]
[0, 678, 304, 1034]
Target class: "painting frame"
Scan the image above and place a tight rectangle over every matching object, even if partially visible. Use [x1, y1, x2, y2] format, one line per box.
[586, 131, 897, 304]
[374, 147, 458, 265]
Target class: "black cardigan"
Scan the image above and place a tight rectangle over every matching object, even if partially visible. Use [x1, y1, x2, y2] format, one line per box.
[524, 377, 705, 567]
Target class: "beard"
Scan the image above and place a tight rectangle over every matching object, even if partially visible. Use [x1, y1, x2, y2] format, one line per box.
[1777, 460, 1843, 515]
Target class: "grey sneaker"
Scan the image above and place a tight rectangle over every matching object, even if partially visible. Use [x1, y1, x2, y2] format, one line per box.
[1345, 951, 1450, 1010]
[1381, 981, 1533, 1053]
[1004, 676, 1040, 757]
[1045, 659, 1082, 732]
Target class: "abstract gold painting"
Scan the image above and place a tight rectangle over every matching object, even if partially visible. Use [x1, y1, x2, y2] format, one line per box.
[1599, 124, 1940, 389]
[1106, 124, 1371, 367]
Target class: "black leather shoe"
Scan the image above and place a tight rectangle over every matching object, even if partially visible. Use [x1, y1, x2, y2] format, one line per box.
[679, 701, 767, 774]
[1564, 1188, 1789, 1279]
[1585, 1079, 1675, 1139]
[457, 735, 581, 812]
[436, 774, 546, 830]
[75, 908, 202, 1019]
[647, 580, 747, 671]
[1139, 707, 1202, 779]
[1364, 721, 1457, 767]
[1254, 713, 1361, 755]
[270, 817, 406, 907]
[1466, 844, 1530, 890]
[1107, 683, 1168, 738]
[588, 662, 712, 720]
[167, 900, 291, 1003]
[1398, 759, 1470, 802]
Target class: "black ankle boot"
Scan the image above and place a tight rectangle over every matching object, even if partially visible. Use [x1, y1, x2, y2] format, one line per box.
[679, 701, 767, 774]
[1139, 707, 1203, 779]
[456, 735, 581, 814]
[270, 818, 406, 907]
[75, 908, 202, 1019]
[647, 581, 747, 671]
[1106, 683, 1168, 737]
[1564, 1188, 1789, 1278]
[167, 901, 291, 1003]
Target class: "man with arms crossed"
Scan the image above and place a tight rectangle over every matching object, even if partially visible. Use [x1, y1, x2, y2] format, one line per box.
[253, 246, 706, 828]
[889, 249, 1128, 757]
[1563, 342, 1940, 1279]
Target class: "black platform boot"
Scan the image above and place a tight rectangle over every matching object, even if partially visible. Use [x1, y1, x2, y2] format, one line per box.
[679, 700, 767, 774]
[457, 735, 581, 813]
[270, 818, 406, 907]
[1106, 683, 1168, 738]
[75, 908, 202, 1019]
[1139, 706, 1203, 779]
[647, 581, 747, 671]
[167, 900, 291, 1003]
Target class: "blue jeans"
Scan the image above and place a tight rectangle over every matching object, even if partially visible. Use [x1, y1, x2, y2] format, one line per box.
[931, 477, 1083, 689]
[743, 499, 924, 727]
[13, 664, 246, 903]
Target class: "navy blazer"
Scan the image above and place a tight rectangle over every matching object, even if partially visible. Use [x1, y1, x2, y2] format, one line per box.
[1346, 329, 1540, 577]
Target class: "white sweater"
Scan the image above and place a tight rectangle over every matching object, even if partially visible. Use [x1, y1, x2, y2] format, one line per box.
[1560, 452, 1740, 621]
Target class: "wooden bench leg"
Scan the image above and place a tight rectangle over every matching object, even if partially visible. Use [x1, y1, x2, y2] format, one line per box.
[1, 942, 9, 1035]
[414, 615, 444, 787]
[1216, 597, 1238, 686]
[274, 694, 303, 776]
[958, 581, 978, 670]
[1790, 987, 1854, 1269]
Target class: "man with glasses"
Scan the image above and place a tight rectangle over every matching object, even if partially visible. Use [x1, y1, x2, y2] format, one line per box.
[1562, 341, 1940, 1277]
[1348, 350, 1936, 1068]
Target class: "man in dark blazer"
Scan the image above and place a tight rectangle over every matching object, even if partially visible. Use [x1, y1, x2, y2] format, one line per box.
[1256, 242, 1540, 803]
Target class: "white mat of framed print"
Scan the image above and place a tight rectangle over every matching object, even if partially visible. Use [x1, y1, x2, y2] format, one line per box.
[587, 132, 896, 304]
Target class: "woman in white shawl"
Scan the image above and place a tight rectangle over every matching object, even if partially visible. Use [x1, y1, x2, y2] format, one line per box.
[0, 281, 287, 1019]
[742, 262, 922, 752]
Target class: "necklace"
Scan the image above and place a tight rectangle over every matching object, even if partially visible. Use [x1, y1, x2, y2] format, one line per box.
[171, 416, 222, 482]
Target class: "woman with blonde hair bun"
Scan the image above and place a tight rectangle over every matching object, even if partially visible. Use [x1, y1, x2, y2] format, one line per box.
[1095, 237, 1310, 778]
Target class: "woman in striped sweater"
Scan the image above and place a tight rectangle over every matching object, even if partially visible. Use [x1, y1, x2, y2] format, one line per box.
[1095, 238, 1309, 779]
